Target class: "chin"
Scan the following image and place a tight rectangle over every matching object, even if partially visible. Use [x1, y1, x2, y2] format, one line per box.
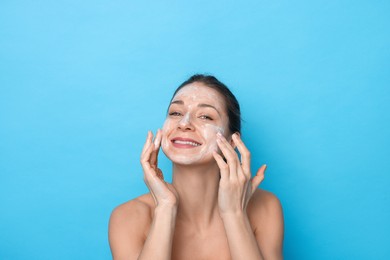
[162, 148, 198, 165]
[162, 146, 215, 166]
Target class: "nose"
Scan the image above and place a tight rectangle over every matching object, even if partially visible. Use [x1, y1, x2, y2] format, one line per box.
[178, 113, 194, 131]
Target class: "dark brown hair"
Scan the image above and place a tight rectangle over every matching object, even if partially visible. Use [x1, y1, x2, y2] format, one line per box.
[170, 74, 241, 134]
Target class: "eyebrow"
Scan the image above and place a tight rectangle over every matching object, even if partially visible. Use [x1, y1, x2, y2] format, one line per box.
[170, 100, 221, 116]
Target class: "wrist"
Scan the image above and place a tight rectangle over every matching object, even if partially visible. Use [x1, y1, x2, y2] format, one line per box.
[155, 204, 178, 215]
[220, 210, 253, 236]
[220, 209, 248, 221]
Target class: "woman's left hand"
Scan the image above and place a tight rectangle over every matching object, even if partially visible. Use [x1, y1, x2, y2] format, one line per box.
[213, 132, 267, 216]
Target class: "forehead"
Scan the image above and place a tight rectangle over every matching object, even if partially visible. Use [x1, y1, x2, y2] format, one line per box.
[172, 83, 226, 108]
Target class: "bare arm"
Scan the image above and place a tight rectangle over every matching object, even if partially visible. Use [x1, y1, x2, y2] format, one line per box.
[251, 190, 284, 260]
[108, 200, 149, 260]
[214, 133, 284, 259]
[108, 199, 178, 260]
[109, 130, 179, 260]
[222, 190, 284, 260]
[221, 211, 264, 259]
[138, 205, 177, 260]
[221, 192, 284, 260]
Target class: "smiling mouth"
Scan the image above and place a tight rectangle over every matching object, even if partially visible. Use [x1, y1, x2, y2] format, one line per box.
[171, 138, 202, 147]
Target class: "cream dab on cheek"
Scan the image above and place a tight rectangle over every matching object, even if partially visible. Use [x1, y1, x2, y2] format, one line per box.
[160, 119, 222, 164]
[161, 120, 171, 151]
[200, 124, 225, 154]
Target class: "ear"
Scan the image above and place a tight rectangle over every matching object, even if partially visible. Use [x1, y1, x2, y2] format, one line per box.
[229, 132, 240, 149]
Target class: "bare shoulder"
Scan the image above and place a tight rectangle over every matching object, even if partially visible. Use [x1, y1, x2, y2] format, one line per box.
[248, 188, 283, 214]
[108, 193, 155, 259]
[111, 193, 154, 218]
[109, 193, 155, 232]
[247, 188, 284, 259]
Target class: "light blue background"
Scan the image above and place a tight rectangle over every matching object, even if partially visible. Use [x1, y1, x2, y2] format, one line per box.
[1, 0, 389, 259]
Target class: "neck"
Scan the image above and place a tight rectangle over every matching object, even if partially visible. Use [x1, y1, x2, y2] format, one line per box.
[172, 162, 221, 228]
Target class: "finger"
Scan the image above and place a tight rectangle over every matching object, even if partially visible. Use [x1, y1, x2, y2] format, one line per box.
[143, 173, 166, 206]
[141, 131, 153, 158]
[141, 135, 154, 165]
[213, 151, 229, 181]
[232, 133, 251, 177]
[217, 133, 239, 181]
[141, 144, 156, 176]
[144, 179, 157, 203]
[141, 134, 157, 174]
[251, 164, 266, 194]
[154, 128, 162, 149]
[150, 129, 162, 166]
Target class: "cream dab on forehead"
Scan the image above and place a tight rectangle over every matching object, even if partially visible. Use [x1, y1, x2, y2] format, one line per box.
[172, 83, 225, 111]
[169, 83, 230, 131]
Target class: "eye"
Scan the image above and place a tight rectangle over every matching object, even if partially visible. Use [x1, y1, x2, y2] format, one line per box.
[169, 111, 182, 116]
[199, 115, 213, 120]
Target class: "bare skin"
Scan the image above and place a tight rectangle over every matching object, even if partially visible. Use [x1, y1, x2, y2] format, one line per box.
[110, 189, 283, 260]
[109, 84, 284, 260]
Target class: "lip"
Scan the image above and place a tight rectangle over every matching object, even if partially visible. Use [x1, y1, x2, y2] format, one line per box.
[171, 137, 202, 148]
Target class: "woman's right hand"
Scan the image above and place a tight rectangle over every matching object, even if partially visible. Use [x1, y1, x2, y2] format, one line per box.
[140, 130, 178, 208]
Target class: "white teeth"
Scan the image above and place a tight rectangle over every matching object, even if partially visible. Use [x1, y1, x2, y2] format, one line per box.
[173, 140, 201, 146]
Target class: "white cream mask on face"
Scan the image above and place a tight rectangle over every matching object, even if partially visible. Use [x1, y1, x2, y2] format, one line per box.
[161, 84, 229, 165]
[162, 119, 225, 165]
[198, 124, 225, 156]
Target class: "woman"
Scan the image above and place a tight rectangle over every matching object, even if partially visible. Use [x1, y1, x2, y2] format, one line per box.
[109, 74, 284, 260]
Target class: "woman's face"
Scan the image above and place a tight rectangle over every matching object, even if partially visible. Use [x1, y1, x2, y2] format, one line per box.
[161, 83, 230, 165]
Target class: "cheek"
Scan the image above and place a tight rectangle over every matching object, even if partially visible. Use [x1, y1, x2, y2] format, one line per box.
[161, 120, 174, 150]
[201, 124, 224, 146]
[200, 123, 229, 154]
[201, 123, 225, 137]
[161, 119, 171, 134]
